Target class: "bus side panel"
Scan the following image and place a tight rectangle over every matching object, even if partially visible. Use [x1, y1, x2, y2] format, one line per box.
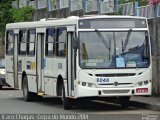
[27, 75, 37, 93]
[5, 56, 14, 87]
[44, 77, 54, 96]
[44, 57, 66, 96]
[44, 58, 54, 96]
[17, 56, 26, 90]
[25, 57, 37, 93]
[53, 58, 66, 81]
[53, 58, 66, 96]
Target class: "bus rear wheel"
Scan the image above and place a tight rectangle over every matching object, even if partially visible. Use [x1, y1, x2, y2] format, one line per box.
[22, 76, 35, 102]
[62, 83, 73, 110]
[0, 85, 2, 90]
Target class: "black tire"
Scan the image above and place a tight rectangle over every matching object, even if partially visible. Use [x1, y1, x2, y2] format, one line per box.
[62, 83, 73, 110]
[119, 97, 130, 108]
[22, 76, 35, 102]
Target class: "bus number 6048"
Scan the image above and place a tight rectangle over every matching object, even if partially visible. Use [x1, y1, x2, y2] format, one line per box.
[97, 78, 109, 83]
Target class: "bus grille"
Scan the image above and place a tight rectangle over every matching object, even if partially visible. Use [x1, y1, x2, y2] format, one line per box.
[103, 90, 130, 94]
[96, 73, 136, 77]
[99, 83, 132, 85]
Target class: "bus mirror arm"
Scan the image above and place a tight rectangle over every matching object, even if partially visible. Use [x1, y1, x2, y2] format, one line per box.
[73, 37, 79, 50]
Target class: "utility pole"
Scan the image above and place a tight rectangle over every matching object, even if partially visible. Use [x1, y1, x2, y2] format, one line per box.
[153, 2, 158, 95]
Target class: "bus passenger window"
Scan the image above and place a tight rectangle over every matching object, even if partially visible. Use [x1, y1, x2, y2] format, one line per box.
[27, 29, 36, 56]
[6, 31, 14, 55]
[56, 27, 67, 57]
[19, 30, 26, 55]
[46, 28, 56, 56]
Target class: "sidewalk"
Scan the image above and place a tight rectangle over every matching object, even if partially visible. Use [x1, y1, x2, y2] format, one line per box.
[130, 96, 160, 111]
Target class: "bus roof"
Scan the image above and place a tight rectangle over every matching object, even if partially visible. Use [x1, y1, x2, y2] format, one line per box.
[6, 15, 147, 29]
[6, 16, 79, 29]
[80, 15, 146, 20]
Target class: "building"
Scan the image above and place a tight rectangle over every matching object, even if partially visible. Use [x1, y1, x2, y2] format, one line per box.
[12, 0, 116, 20]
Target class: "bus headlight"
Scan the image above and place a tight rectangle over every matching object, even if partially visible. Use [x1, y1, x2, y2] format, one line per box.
[138, 82, 143, 86]
[144, 80, 148, 85]
[82, 82, 86, 86]
[88, 83, 93, 87]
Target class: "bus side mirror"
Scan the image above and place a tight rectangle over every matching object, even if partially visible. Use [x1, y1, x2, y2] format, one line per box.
[73, 37, 79, 49]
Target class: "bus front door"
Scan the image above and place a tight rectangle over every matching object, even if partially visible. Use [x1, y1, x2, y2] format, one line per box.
[67, 32, 76, 97]
[36, 33, 45, 93]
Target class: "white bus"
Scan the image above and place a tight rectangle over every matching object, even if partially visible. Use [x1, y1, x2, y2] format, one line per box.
[5, 15, 152, 109]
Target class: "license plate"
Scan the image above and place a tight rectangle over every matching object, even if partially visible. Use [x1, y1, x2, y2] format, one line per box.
[136, 88, 148, 93]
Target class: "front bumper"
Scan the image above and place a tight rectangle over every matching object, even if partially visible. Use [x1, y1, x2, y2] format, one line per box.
[75, 83, 152, 98]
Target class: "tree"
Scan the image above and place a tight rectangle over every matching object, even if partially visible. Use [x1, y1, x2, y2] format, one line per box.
[0, 0, 13, 36]
[149, 0, 160, 5]
[10, 6, 35, 22]
[0, 1, 35, 34]
[0, 1, 35, 50]
[120, 0, 149, 6]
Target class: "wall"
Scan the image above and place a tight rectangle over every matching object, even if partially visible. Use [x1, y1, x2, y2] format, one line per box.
[148, 18, 160, 95]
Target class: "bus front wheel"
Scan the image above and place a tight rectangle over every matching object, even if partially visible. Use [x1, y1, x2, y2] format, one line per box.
[62, 83, 73, 110]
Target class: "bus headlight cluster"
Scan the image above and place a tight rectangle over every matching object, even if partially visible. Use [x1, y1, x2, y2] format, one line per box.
[137, 80, 151, 86]
[80, 81, 95, 88]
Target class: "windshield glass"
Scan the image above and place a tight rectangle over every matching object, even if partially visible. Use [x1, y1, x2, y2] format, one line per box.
[79, 31, 150, 69]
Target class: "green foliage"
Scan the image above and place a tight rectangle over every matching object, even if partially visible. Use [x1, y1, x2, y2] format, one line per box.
[114, 7, 123, 15]
[120, 0, 149, 6]
[136, 0, 149, 6]
[10, 6, 35, 22]
[0, 0, 35, 38]
[0, 0, 13, 34]
[120, 0, 128, 4]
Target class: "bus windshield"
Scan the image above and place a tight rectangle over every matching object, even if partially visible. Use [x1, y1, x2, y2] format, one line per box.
[79, 31, 150, 69]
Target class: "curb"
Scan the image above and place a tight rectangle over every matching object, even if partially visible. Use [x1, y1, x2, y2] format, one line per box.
[130, 100, 160, 111]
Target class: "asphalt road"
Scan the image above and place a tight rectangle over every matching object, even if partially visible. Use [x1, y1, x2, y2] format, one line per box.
[0, 88, 159, 120]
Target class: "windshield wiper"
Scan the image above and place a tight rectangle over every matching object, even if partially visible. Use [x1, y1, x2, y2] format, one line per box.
[122, 29, 132, 52]
[95, 30, 110, 50]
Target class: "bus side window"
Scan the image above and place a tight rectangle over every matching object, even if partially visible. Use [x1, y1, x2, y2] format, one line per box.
[27, 29, 36, 56]
[6, 30, 14, 55]
[45, 28, 56, 56]
[56, 27, 67, 57]
[18, 30, 26, 55]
